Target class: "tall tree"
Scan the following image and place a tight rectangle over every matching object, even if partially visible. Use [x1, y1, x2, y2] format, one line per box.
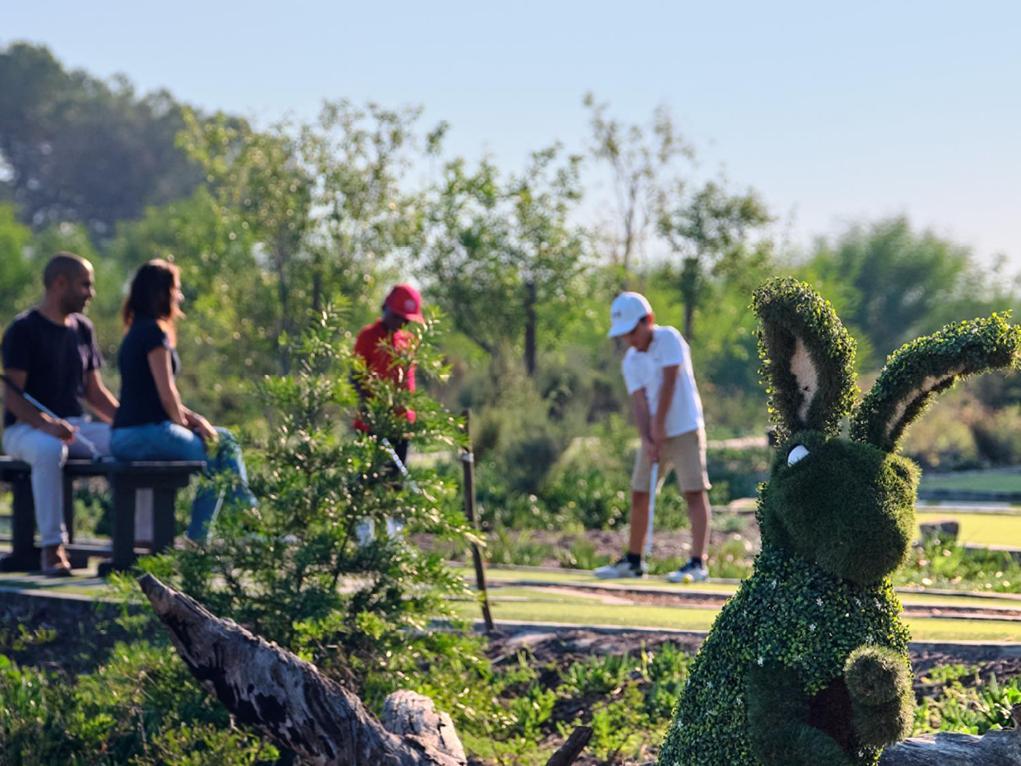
[422, 146, 586, 377]
[657, 179, 772, 339]
[0, 42, 202, 234]
[179, 101, 437, 373]
[583, 93, 690, 271]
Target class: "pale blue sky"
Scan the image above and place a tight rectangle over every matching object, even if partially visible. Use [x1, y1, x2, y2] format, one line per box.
[6, 1, 1021, 267]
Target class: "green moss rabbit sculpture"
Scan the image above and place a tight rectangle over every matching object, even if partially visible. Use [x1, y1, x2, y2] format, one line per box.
[658, 278, 1021, 766]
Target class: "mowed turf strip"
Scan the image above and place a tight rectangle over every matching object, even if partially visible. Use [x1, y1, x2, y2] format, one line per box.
[453, 586, 1021, 642]
[466, 566, 1021, 607]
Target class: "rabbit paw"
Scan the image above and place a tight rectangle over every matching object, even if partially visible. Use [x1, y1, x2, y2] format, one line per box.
[844, 646, 914, 746]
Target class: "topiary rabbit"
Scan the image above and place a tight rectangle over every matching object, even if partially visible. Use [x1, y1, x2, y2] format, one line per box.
[658, 278, 1021, 766]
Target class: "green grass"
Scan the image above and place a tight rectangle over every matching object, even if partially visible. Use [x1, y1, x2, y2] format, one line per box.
[921, 470, 1021, 493]
[454, 597, 720, 631]
[472, 566, 1021, 607]
[456, 588, 1021, 641]
[916, 511, 1021, 548]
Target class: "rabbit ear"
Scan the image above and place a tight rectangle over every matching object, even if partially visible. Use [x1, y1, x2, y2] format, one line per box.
[753, 278, 858, 442]
[851, 314, 1021, 452]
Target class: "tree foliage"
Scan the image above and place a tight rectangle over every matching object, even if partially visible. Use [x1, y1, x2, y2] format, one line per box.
[0, 42, 201, 234]
[658, 179, 772, 339]
[422, 145, 587, 376]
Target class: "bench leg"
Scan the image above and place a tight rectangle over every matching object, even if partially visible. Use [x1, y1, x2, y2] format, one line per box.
[152, 488, 177, 554]
[100, 479, 137, 576]
[0, 476, 39, 571]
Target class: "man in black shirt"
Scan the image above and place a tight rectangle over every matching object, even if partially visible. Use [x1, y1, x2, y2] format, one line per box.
[2, 252, 119, 575]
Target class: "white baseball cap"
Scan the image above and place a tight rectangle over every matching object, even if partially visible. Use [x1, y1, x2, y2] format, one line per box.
[608, 292, 652, 338]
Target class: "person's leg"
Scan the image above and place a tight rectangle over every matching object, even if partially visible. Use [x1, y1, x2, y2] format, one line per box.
[3, 424, 69, 568]
[594, 442, 651, 578]
[208, 428, 254, 505]
[685, 491, 711, 560]
[112, 422, 214, 541]
[627, 490, 650, 557]
[664, 429, 713, 583]
[188, 427, 254, 541]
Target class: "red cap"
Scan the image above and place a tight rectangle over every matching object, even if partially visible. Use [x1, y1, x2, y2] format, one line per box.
[384, 283, 424, 323]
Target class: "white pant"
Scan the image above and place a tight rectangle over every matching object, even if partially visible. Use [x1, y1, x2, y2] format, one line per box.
[2, 418, 112, 546]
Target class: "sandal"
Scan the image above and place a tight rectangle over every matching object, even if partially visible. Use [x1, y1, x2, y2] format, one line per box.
[40, 546, 74, 577]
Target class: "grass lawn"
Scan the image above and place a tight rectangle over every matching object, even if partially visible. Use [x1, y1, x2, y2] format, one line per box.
[456, 586, 1021, 642]
[470, 566, 1021, 607]
[921, 469, 1021, 493]
[915, 511, 1021, 548]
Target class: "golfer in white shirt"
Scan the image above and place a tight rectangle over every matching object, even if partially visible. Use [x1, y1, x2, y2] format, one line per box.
[595, 291, 713, 582]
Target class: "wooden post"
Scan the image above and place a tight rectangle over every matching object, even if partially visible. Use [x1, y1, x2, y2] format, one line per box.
[462, 410, 494, 632]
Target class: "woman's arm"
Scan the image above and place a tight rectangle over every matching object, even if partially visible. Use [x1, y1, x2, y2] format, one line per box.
[147, 346, 187, 427]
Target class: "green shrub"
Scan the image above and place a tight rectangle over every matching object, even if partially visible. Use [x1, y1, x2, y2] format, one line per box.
[915, 669, 1021, 735]
[896, 536, 1021, 593]
[138, 308, 472, 658]
[0, 645, 272, 766]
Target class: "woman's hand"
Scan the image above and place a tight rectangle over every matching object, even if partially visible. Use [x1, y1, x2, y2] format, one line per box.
[187, 411, 218, 443]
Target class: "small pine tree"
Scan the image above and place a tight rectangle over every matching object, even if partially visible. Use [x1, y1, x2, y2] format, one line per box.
[143, 306, 473, 662]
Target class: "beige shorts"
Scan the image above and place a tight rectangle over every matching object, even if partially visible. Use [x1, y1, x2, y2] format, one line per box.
[631, 427, 711, 494]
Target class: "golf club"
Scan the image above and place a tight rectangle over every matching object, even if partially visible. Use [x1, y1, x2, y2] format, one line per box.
[1, 372, 104, 460]
[644, 460, 659, 558]
[380, 437, 421, 494]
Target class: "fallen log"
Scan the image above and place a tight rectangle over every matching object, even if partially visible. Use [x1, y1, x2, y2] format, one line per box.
[880, 726, 1021, 765]
[137, 573, 466, 766]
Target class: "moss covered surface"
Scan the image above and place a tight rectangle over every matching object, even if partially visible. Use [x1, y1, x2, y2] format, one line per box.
[658, 547, 909, 765]
[659, 279, 1021, 766]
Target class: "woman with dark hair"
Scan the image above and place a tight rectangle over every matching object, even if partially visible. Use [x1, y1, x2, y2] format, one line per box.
[111, 259, 253, 541]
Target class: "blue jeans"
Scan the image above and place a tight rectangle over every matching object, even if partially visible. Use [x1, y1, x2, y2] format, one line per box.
[110, 422, 254, 541]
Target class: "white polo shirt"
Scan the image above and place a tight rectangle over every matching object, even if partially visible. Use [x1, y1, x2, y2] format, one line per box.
[622, 325, 704, 437]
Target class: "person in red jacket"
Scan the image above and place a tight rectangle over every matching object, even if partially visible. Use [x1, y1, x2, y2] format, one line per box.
[353, 284, 423, 459]
[352, 284, 424, 542]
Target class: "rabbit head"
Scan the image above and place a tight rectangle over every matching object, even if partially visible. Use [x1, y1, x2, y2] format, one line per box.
[754, 278, 1021, 585]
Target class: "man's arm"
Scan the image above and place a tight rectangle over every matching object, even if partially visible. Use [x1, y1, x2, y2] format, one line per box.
[651, 364, 680, 447]
[84, 370, 119, 423]
[2, 369, 76, 440]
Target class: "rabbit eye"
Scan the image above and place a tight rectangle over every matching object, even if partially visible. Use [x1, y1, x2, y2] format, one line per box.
[787, 444, 810, 466]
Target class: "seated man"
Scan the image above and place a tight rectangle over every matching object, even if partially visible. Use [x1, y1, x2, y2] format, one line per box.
[1, 252, 119, 575]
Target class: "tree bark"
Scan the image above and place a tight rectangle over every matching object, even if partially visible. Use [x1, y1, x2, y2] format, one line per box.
[137, 574, 465, 766]
[879, 728, 1021, 765]
[524, 279, 537, 377]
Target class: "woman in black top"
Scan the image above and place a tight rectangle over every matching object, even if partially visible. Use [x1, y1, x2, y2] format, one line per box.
[110, 259, 253, 541]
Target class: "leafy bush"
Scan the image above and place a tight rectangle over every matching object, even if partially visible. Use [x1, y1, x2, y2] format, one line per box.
[896, 536, 1021, 593]
[0, 645, 272, 766]
[137, 308, 472, 661]
[915, 666, 1021, 735]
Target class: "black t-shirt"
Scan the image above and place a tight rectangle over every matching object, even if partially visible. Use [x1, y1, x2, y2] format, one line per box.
[112, 317, 180, 429]
[2, 309, 103, 428]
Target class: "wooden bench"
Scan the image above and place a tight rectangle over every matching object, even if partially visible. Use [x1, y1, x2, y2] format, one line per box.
[0, 456, 204, 575]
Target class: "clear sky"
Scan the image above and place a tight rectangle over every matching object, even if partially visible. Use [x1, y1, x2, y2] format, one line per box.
[6, 1, 1021, 267]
